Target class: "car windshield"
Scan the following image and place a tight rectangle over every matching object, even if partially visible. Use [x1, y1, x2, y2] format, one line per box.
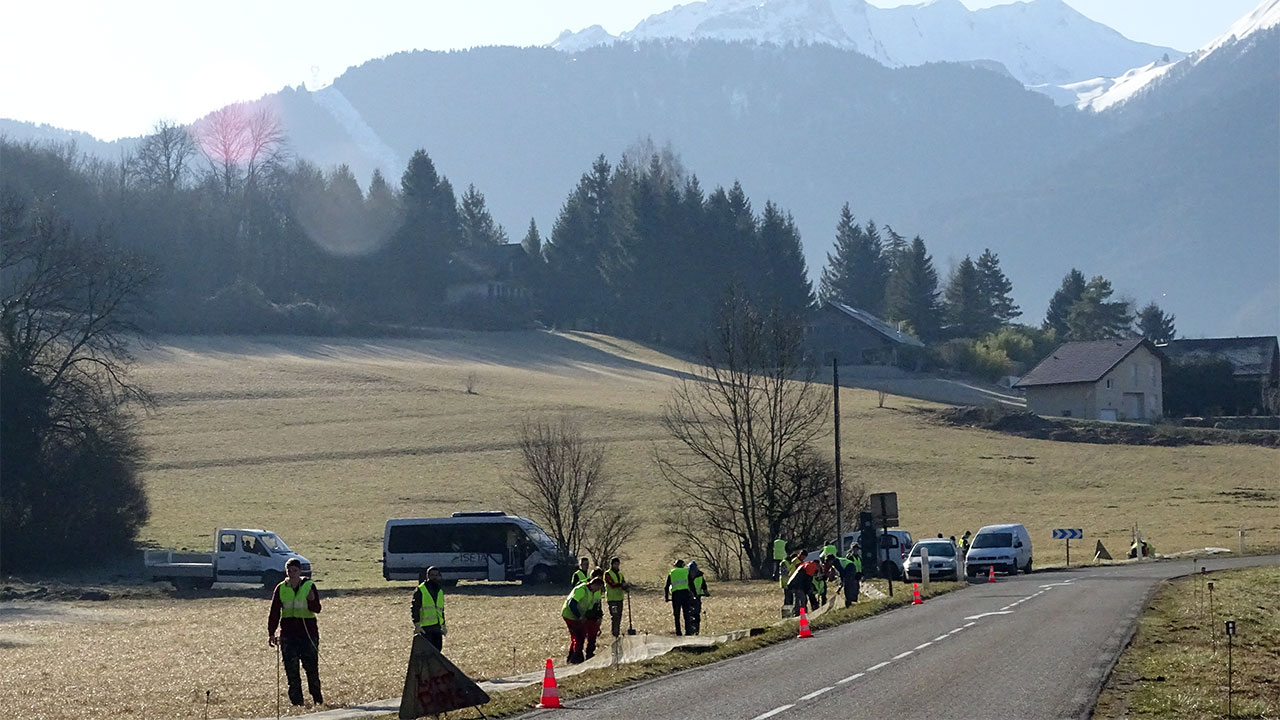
[519, 522, 558, 552]
[260, 533, 291, 553]
[971, 532, 1013, 549]
[911, 543, 955, 557]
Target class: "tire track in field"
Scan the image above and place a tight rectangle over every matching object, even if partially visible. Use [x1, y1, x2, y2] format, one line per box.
[145, 432, 672, 471]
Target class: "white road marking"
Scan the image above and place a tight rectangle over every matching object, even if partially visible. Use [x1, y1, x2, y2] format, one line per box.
[933, 634, 949, 642]
[837, 672, 865, 684]
[752, 704, 795, 720]
[915, 642, 933, 650]
[964, 612, 1011, 620]
[965, 621, 978, 626]
[867, 661, 891, 672]
[893, 651, 914, 660]
[1040, 583, 1072, 588]
[799, 687, 833, 701]
[949, 627, 965, 634]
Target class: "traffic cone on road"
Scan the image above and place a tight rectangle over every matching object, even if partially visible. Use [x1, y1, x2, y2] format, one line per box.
[988, 565, 996, 583]
[797, 607, 813, 638]
[912, 583, 923, 605]
[536, 658, 561, 709]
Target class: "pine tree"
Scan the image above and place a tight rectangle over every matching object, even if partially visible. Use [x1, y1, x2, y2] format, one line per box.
[975, 248, 1020, 328]
[756, 201, 814, 317]
[458, 184, 507, 247]
[885, 235, 942, 341]
[1044, 268, 1086, 339]
[944, 255, 985, 337]
[388, 149, 461, 316]
[818, 204, 887, 313]
[1135, 302, 1176, 343]
[521, 218, 542, 258]
[1066, 275, 1133, 341]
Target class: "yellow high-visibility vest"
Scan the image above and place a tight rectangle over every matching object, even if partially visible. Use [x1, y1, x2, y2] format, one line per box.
[571, 569, 590, 586]
[773, 539, 788, 561]
[562, 583, 591, 620]
[693, 575, 707, 596]
[668, 566, 689, 592]
[605, 569, 626, 602]
[417, 584, 444, 627]
[278, 580, 315, 619]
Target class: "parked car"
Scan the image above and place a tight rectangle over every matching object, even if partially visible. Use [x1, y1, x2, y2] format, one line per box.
[383, 511, 568, 585]
[903, 538, 960, 582]
[965, 523, 1033, 576]
[145, 528, 311, 590]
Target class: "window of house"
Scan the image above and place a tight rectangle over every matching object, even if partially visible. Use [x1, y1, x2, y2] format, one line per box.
[1105, 379, 1113, 389]
[1131, 365, 1137, 381]
[1062, 410, 1072, 417]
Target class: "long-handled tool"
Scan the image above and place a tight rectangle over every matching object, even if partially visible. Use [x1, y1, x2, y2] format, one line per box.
[625, 590, 637, 635]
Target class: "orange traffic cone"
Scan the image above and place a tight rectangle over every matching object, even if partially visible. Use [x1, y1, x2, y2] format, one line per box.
[988, 565, 996, 583]
[797, 607, 813, 638]
[535, 657, 561, 709]
[912, 583, 923, 605]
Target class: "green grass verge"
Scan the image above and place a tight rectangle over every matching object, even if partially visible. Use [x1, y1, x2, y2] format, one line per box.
[413, 582, 964, 719]
[1093, 566, 1280, 719]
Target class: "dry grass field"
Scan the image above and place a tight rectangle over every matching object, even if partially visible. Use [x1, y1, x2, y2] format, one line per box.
[2, 330, 1276, 719]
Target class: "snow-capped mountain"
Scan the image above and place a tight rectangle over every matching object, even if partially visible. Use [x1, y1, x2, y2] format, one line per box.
[550, 0, 1180, 89]
[1074, 0, 1280, 111]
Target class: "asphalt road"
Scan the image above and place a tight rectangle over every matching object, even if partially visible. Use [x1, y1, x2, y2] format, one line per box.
[522, 555, 1277, 720]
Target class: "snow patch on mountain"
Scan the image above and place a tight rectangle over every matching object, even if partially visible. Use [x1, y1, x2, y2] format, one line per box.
[550, 0, 1180, 89]
[1078, 0, 1279, 111]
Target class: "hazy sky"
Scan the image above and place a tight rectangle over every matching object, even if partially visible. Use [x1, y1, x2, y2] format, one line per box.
[1, 0, 1263, 141]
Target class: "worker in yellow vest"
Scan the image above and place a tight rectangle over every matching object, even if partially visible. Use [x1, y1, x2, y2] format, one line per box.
[773, 537, 788, 580]
[780, 550, 804, 607]
[562, 575, 605, 664]
[570, 556, 591, 586]
[411, 566, 446, 651]
[604, 557, 631, 638]
[664, 559, 693, 635]
[267, 557, 323, 707]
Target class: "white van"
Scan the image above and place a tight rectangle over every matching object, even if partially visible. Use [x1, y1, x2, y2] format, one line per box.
[965, 523, 1033, 576]
[383, 511, 567, 584]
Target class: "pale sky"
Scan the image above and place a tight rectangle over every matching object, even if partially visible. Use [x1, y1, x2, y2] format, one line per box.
[0, 0, 1263, 141]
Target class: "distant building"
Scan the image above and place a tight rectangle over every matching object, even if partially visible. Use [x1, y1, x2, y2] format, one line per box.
[1158, 336, 1279, 415]
[445, 243, 531, 305]
[806, 302, 925, 366]
[1015, 336, 1164, 421]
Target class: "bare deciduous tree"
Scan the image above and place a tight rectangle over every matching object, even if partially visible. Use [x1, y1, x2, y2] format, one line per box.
[194, 103, 287, 196]
[656, 290, 832, 578]
[1, 197, 154, 568]
[129, 120, 197, 193]
[508, 416, 637, 569]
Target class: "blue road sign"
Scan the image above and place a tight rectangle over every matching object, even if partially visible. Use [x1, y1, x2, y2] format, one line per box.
[1052, 528, 1084, 540]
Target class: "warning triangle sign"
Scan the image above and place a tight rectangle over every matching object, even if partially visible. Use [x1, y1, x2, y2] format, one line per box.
[399, 634, 491, 719]
[1093, 540, 1112, 561]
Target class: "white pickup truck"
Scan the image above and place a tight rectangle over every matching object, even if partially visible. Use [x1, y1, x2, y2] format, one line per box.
[145, 528, 311, 590]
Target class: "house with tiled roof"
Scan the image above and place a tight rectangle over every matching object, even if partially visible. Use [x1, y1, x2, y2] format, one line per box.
[1014, 336, 1164, 421]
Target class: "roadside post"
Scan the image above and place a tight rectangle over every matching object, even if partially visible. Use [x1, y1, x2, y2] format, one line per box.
[869, 492, 899, 598]
[1052, 528, 1083, 566]
[1238, 527, 1246, 555]
[833, 358, 842, 567]
[1225, 620, 1236, 717]
[1207, 581, 1216, 648]
[921, 546, 930, 591]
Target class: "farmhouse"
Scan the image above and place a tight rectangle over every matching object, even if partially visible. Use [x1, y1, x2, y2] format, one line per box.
[806, 302, 925, 366]
[1015, 336, 1164, 421]
[445, 243, 531, 305]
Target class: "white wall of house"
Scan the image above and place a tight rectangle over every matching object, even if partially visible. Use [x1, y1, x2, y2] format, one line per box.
[1026, 383, 1095, 419]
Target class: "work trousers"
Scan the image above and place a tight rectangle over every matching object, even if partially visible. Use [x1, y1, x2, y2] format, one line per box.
[788, 578, 816, 616]
[280, 636, 322, 706]
[417, 626, 443, 651]
[564, 618, 587, 664]
[584, 616, 601, 659]
[669, 589, 693, 635]
[608, 600, 624, 637]
[687, 596, 703, 635]
[843, 576, 860, 607]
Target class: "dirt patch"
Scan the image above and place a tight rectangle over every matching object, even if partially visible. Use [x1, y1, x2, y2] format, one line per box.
[929, 406, 1280, 448]
[0, 580, 167, 603]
